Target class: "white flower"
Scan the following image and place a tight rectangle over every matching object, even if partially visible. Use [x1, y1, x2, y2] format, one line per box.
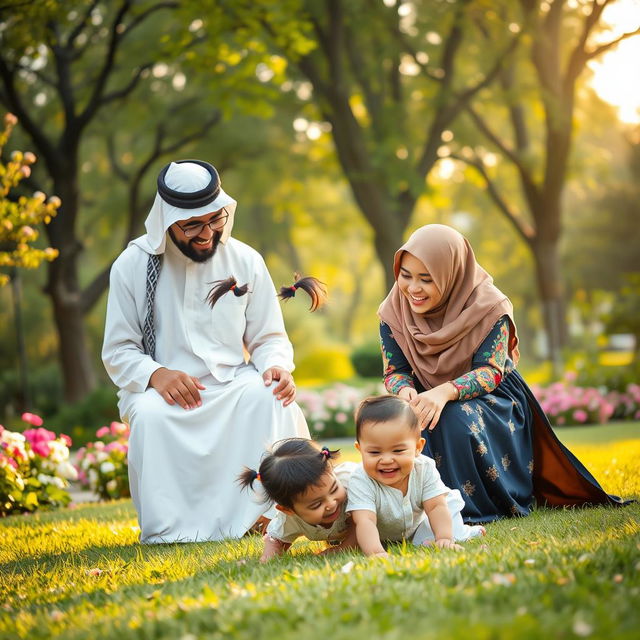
[100, 461, 116, 474]
[57, 461, 78, 480]
[106, 479, 117, 493]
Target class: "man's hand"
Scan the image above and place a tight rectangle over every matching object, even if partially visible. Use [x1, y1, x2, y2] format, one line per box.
[149, 367, 205, 409]
[263, 367, 296, 406]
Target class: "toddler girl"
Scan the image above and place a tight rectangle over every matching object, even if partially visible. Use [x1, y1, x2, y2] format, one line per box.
[239, 438, 358, 562]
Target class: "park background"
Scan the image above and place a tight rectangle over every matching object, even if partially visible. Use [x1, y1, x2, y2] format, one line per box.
[1, 1, 639, 639]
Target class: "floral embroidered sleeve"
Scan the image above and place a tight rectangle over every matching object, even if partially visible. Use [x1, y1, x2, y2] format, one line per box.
[379, 321, 415, 395]
[450, 317, 510, 401]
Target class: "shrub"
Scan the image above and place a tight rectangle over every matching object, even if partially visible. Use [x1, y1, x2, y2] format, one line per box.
[49, 385, 120, 448]
[0, 413, 76, 516]
[74, 422, 130, 500]
[294, 346, 355, 383]
[296, 382, 384, 438]
[350, 341, 383, 379]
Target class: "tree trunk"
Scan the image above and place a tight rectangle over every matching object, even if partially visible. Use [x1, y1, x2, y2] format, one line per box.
[44, 169, 96, 402]
[530, 235, 564, 378]
[50, 281, 96, 402]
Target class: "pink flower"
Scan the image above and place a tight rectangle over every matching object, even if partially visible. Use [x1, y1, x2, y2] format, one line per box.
[24, 427, 57, 458]
[21, 412, 44, 427]
[96, 426, 110, 438]
[573, 410, 588, 423]
[110, 422, 129, 436]
[31, 441, 51, 457]
[60, 434, 72, 447]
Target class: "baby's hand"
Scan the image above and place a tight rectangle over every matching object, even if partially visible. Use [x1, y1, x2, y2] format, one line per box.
[433, 538, 463, 552]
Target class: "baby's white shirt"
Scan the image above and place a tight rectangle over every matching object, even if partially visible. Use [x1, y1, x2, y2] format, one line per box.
[346, 455, 449, 542]
[266, 462, 358, 544]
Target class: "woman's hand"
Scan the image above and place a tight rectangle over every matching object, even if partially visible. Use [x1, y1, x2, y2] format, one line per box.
[410, 382, 458, 431]
[398, 386, 418, 402]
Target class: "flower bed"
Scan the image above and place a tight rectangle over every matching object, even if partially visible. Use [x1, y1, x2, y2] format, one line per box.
[296, 382, 384, 438]
[74, 422, 130, 500]
[530, 380, 640, 427]
[0, 413, 76, 516]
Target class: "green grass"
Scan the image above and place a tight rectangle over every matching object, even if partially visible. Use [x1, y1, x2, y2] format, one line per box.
[2, 423, 639, 640]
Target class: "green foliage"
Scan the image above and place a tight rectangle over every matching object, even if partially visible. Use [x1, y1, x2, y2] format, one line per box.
[294, 345, 355, 383]
[48, 385, 120, 448]
[0, 114, 59, 285]
[0, 421, 75, 517]
[75, 422, 130, 501]
[350, 341, 383, 379]
[575, 358, 640, 394]
[0, 430, 638, 640]
[604, 274, 640, 345]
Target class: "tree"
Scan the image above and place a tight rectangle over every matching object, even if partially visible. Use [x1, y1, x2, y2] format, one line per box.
[449, 0, 640, 372]
[214, 0, 520, 290]
[0, 111, 60, 411]
[0, 1, 222, 400]
[0, 113, 59, 284]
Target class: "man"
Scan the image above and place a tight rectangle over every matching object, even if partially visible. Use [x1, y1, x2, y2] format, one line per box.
[102, 160, 309, 543]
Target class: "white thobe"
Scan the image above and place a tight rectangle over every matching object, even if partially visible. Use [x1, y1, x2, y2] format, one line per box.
[102, 236, 309, 543]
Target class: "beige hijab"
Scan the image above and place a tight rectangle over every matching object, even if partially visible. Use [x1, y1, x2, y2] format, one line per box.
[378, 224, 519, 389]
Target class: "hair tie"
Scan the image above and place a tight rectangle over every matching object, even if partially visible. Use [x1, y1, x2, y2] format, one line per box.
[255, 471, 261, 482]
[230, 283, 236, 291]
[278, 272, 328, 312]
[320, 447, 330, 459]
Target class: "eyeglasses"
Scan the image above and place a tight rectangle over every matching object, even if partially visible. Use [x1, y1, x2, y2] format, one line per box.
[177, 209, 229, 237]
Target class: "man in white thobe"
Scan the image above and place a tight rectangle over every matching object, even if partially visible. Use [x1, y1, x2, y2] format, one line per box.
[102, 159, 309, 543]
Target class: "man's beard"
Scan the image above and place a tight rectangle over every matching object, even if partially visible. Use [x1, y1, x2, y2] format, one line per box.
[168, 228, 221, 263]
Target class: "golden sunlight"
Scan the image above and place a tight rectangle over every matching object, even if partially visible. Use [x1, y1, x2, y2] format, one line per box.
[587, 0, 640, 124]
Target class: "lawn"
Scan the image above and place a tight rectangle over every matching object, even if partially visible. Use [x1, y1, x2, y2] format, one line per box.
[1, 423, 639, 640]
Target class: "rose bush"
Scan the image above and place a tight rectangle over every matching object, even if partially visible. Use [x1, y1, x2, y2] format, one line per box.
[0, 413, 76, 516]
[74, 422, 130, 500]
[296, 382, 384, 438]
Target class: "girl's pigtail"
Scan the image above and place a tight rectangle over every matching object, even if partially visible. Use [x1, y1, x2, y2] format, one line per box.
[206, 276, 249, 308]
[278, 273, 328, 312]
[237, 467, 261, 491]
[319, 446, 340, 462]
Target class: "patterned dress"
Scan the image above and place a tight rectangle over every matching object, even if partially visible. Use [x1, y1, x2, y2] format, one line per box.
[380, 316, 623, 523]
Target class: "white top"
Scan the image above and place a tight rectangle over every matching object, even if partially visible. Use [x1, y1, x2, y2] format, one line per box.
[266, 462, 358, 544]
[346, 455, 449, 542]
[102, 236, 294, 391]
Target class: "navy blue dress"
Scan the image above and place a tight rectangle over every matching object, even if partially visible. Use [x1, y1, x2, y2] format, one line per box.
[380, 317, 624, 523]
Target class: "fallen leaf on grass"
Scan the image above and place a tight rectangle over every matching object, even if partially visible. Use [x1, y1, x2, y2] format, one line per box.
[572, 619, 593, 637]
[86, 568, 103, 577]
[49, 610, 64, 622]
[523, 558, 535, 567]
[491, 572, 516, 586]
[341, 561, 355, 574]
[613, 574, 624, 583]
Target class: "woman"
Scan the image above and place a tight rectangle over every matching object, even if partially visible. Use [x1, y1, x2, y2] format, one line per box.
[378, 224, 625, 523]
